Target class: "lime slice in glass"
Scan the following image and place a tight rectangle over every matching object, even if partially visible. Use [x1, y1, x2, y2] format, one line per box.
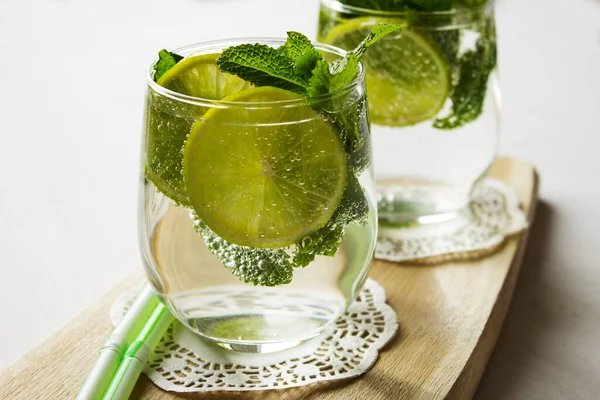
[183, 86, 347, 249]
[146, 54, 251, 205]
[157, 53, 251, 98]
[323, 17, 450, 127]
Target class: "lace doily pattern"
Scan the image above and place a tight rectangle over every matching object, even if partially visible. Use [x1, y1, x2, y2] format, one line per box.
[376, 179, 528, 264]
[111, 279, 397, 392]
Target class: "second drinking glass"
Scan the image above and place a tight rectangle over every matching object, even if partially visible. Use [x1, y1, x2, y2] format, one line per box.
[319, 1, 500, 226]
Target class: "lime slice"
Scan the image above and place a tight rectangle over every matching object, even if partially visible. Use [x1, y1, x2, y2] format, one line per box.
[322, 17, 450, 127]
[157, 54, 250, 97]
[146, 54, 251, 205]
[183, 87, 347, 248]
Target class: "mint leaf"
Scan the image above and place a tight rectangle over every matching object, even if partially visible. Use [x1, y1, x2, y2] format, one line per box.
[280, 31, 315, 60]
[433, 18, 496, 129]
[329, 53, 359, 92]
[217, 24, 402, 104]
[277, 32, 324, 81]
[192, 216, 293, 287]
[153, 50, 183, 82]
[306, 59, 330, 99]
[281, 32, 323, 77]
[352, 23, 404, 59]
[335, 98, 372, 174]
[216, 44, 308, 95]
[430, 30, 460, 82]
[295, 50, 324, 80]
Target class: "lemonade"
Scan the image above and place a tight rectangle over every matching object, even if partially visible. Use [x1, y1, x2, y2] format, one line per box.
[137, 33, 393, 352]
[319, 1, 500, 226]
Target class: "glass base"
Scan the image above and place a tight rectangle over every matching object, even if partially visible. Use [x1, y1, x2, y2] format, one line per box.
[186, 314, 328, 354]
[208, 337, 314, 353]
[377, 181, 470, 227]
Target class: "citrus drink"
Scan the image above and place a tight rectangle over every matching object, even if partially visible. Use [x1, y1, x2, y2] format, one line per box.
[139, 39, 376, 352]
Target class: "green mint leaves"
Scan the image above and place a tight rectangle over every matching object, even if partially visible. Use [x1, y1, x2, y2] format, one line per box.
[216, 44, 309, 95]
[433, 18, 497, 129]
[153, 50, 183, 82]
[279, 32, 323, 79]
[192, 216, 293, 287]
[356, 21, 409, 58]
[216, 24, 402, 102]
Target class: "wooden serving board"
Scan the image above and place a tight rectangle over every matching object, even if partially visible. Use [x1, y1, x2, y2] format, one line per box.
[0, 157, 538, 400]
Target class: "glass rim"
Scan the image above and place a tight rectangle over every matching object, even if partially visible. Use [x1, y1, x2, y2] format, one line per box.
[146, 38, 365, 109]
[319, 0, 491, 17]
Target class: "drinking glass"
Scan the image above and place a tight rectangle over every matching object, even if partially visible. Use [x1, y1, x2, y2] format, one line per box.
[138, 39, 377, 353]
[318, 1, 500, 226]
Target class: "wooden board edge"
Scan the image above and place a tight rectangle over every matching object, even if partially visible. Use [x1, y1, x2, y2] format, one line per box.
[447, 165, 540, 399]
[0, 156, 540, 400]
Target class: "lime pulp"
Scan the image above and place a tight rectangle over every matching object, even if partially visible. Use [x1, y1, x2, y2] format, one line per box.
[183, 86, 348, 248]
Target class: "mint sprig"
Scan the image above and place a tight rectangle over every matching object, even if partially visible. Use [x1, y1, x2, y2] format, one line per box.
[217, 24, 402, 100]
[216, 44, 309, 95]
[433, 18, 496, 129]
[153, 50, 183, 82]
[278, 32, 323, 79]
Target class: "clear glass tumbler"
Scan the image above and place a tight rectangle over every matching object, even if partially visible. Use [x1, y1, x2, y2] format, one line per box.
[138, 39, 377, 353]
[318, 1, 500, 226]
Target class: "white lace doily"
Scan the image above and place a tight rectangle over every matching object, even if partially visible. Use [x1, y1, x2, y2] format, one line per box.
[110, 279, 397, 392]
[376, 178, 528, 263]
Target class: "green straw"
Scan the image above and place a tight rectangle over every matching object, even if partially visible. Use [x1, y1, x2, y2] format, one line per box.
[101, 302, 173, 400]
[77, 285, 159, 400]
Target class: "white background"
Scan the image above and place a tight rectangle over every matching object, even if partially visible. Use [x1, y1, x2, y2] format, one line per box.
[0, 0, 599, 398]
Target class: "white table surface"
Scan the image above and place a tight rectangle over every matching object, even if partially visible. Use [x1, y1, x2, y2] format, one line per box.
[1, 0, 599, 398]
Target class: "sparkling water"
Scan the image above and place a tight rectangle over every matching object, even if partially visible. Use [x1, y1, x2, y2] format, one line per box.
[375, 74, 500, 225]
[139, 179, 377, 353]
